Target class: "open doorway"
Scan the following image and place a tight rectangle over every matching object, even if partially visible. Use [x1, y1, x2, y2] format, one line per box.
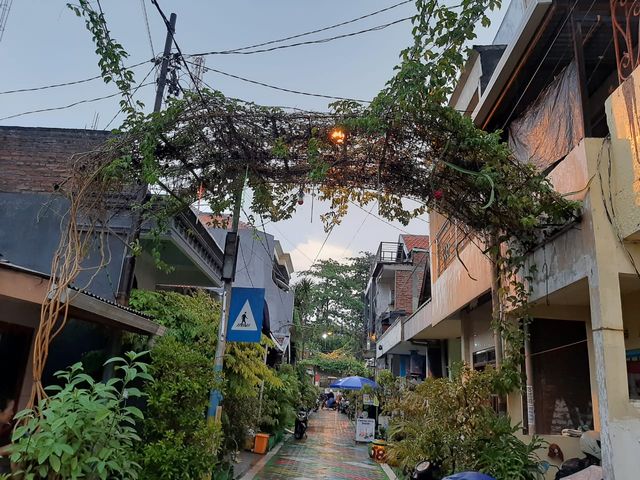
[0, 321, 33, 446]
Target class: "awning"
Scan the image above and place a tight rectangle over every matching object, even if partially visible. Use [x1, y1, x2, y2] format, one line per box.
[0, 261, 164, 336]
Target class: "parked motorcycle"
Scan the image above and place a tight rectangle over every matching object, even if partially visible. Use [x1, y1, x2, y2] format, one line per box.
[411, 460, 439, 480]
[294, 408, 309, 440]
[555, 431, 601, 479]
[411, 461, 497, 480]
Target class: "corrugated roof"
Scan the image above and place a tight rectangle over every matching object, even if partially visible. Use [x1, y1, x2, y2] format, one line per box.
[400, 234, 430, 252]
[0, 260, 151, 319]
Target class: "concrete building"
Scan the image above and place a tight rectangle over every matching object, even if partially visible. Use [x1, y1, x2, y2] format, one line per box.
[203, 215, 295, 361]
[371, 1, 640, 477]
[364, 234, 432, 377]
[416, 1, 640, 478]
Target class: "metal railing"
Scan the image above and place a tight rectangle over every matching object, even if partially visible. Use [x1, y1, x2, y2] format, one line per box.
[611, 0, 640, 82]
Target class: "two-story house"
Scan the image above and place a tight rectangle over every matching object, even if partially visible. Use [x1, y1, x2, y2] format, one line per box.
[420, 1, 640, 477]
[364, 234, 431, 377]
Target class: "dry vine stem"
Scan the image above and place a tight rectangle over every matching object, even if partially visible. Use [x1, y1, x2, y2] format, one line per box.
[29, 140, 134, 408]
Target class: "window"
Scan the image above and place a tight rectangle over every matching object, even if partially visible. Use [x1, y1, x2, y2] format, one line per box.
[472, 348, 496, 371]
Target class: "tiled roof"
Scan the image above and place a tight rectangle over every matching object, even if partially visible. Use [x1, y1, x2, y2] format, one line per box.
[197, 213, 250, 230]
[400, 234, 430, 252]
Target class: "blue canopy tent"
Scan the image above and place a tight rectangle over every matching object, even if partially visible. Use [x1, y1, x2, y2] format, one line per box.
[329, 376, 377, 390]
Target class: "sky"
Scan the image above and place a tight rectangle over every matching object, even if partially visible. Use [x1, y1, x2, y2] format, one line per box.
[0, 1, 507, 274]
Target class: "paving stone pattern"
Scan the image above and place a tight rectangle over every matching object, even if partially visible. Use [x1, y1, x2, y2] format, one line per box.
[254, 409, 388, 480]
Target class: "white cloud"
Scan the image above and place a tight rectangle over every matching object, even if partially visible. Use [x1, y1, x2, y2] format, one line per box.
[289, 239, 353, 274]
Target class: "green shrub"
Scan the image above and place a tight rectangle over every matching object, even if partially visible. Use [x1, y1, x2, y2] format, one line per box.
[130, 289, 281, 472]
[259, 365, 300, 434]
[137, 337, 222, 480]
[8, 353, 150, 480]
[385, 366, 545, 480]
[299, 350, 368, 377]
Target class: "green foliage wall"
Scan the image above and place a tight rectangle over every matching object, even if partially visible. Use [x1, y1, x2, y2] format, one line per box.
[129, 290, 281, 477]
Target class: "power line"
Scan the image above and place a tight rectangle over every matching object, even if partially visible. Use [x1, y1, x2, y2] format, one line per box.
[0, 60, 151, 95]
[0, 82, 155, 122]
[191, 0, 412, 55]
[348, 200, 410, 234]
[192, 62, 370, 103]
[312, 224, 335, 266]
[190, 16, 412, 56]
[139, 0, 155, 58]
[340, 200, 376, 257]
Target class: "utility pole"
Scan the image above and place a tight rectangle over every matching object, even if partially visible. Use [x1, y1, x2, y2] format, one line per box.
[116, 12, 176, 305]
[208, 181, 243, 422]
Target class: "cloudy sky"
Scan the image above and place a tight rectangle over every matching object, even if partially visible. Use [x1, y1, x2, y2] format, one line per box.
[0, 1, 507, 273]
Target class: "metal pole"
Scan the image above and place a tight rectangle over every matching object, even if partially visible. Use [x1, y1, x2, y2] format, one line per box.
[116, 12, 176, 305]
[208, 181, 243, 422]
[256, 344, 269, 424]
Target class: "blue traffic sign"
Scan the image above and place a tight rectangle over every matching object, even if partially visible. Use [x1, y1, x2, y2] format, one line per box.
[226, 287, 265, 343]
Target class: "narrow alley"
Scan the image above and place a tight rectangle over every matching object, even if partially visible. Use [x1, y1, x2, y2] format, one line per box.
[249, 409, 389, 480]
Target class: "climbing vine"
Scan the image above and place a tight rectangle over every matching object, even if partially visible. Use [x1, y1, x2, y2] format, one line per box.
[34, 0, 582, 402]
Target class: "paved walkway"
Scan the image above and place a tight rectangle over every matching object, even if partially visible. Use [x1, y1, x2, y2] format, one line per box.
[252, 409, 388, 480]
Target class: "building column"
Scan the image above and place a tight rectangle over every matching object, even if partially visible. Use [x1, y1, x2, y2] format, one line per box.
[588, 268, 640, 479]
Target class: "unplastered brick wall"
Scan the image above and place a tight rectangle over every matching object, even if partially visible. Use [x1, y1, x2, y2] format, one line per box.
[0, 126, 110, 194]
[394, 269, 414, 314]
[394, 250, 429, 315]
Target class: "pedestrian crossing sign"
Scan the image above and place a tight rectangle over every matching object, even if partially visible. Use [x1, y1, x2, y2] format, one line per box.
[226, 287, 265, 343]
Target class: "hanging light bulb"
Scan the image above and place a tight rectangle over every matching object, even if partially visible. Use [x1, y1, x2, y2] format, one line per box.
[329, 127, 346, 145]
[297, 188, 305, 205]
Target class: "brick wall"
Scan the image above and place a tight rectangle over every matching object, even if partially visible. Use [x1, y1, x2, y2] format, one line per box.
[394, 250, 429, 315]
[0, 126, 110, 194]
[394, 270, 414, 315]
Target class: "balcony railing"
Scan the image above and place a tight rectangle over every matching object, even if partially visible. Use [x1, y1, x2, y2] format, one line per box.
[375, 242, 405, 263]
[611, 0, 640, 82]
[369, 242, 408, 276]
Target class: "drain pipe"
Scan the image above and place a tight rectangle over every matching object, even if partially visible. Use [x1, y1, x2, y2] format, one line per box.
[524, 322, 535, 434]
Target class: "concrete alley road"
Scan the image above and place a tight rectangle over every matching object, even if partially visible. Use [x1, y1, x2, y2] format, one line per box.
[251, 409, 389, 480]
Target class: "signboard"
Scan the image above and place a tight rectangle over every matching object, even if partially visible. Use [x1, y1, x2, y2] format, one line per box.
[226, 287, 265, 343]
[355, 418, 376, 443]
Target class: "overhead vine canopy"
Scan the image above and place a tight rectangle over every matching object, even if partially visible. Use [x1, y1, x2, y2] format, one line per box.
[111, 89, 577, 247]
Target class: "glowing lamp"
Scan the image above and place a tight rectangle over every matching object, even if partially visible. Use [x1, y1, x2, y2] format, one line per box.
[297, 189, 305, 205]
[330, 128, 346, 145]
